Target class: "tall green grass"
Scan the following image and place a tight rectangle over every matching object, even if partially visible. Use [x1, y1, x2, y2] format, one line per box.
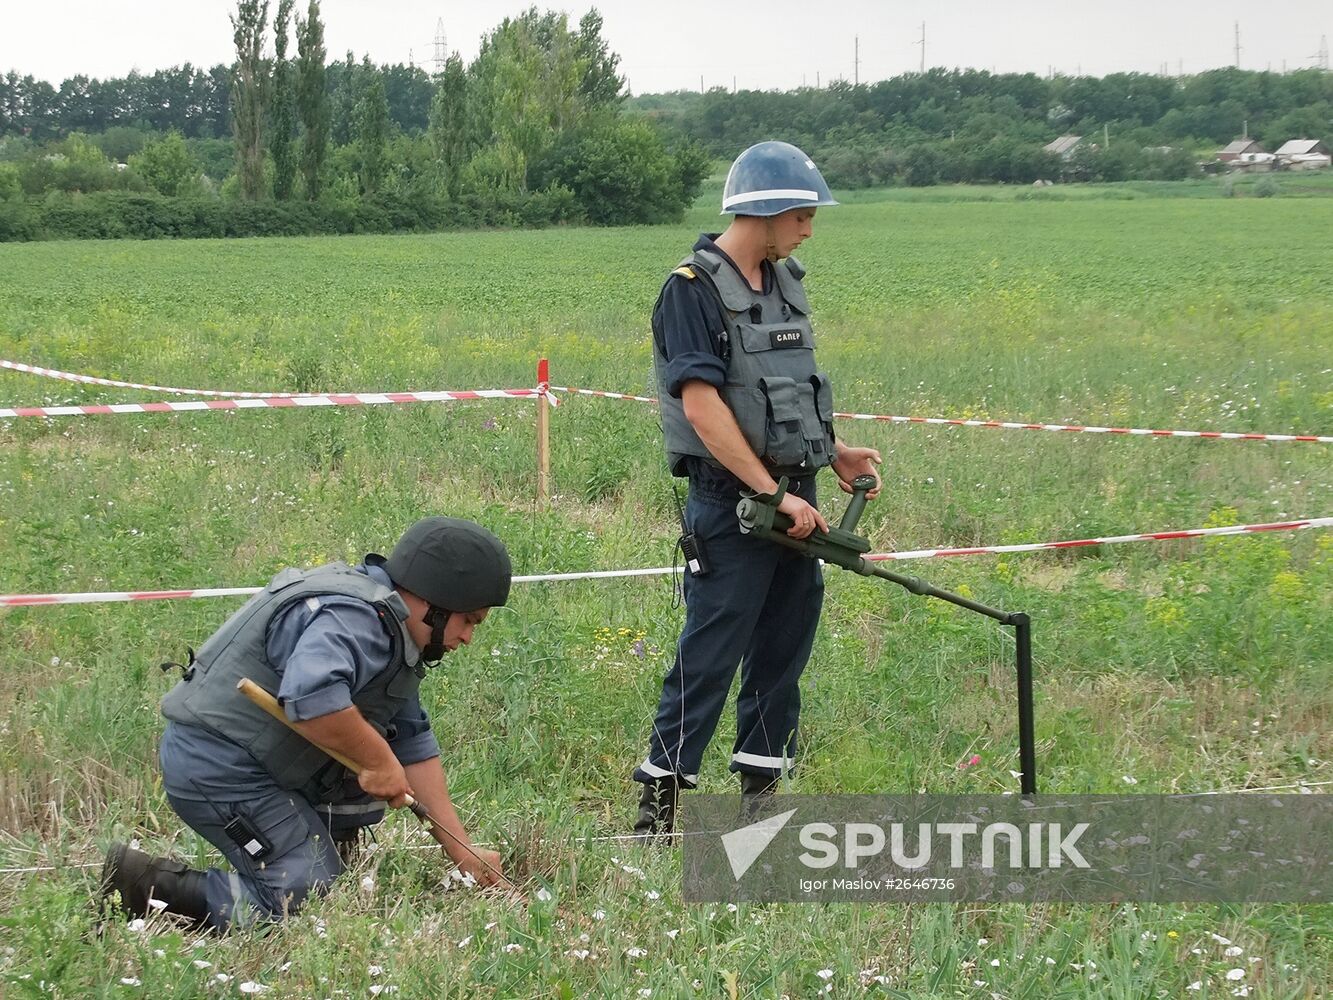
[0, 188, 1328, 996]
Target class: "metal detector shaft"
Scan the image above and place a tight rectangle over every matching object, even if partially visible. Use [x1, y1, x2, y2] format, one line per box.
[737, 476, 1038, 794]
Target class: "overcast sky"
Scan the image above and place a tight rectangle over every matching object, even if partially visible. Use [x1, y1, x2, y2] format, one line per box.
[4, 1, 1330, 92]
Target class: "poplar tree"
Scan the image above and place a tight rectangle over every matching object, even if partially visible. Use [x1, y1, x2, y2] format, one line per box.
[294, 0, 327, 199]
[230, 0, 269, 201]
[354, 57, 389, 196]
[269, 0, 296, 199]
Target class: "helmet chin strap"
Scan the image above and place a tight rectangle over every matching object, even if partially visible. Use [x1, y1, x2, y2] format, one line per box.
[422, 605, 453, 663]
[764, 218, 780, 262]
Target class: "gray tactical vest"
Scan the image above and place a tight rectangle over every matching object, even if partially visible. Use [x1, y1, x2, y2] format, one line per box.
[654, 248, 836, 478]
[161, 561, 420, 803]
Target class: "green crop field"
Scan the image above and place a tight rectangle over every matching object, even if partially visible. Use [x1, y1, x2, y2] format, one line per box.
[0, 185, 1330, 997]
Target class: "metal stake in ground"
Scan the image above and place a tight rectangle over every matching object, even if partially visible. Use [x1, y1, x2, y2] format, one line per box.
[236, 678, 518, 891]
[736, 476, 1039, 795]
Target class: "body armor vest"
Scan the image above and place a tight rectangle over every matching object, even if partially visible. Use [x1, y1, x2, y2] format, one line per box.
[654, 249, 836, 478]
[161, 562, 420, 803]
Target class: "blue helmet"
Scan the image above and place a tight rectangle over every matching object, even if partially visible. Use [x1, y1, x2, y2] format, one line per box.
[721, 141, 838, 217]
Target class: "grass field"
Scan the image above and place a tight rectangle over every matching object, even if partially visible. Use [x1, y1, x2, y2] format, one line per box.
[0, 183, 1330, 997]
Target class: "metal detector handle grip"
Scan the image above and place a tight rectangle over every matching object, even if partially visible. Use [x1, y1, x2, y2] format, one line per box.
[839, 474, 878, 533]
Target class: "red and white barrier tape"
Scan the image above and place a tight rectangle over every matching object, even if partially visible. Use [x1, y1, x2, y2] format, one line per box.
[551, 387, 1332, 444]
[867, 517, 1333, 561]
[0, 388, 555, 419]
[3, 517, 1326, 608]
[4, 363, 1321, 440]
[0, 359, 319, 397]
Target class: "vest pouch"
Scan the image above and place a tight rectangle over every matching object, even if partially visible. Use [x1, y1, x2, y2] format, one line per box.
[720, 385, 768, 459]
[758, 376, 812, 468]
[812, 372, 837, 457]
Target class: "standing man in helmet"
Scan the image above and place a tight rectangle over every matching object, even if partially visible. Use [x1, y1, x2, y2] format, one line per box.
[634, 141, 882, 837]
[102, 516, 512, 928]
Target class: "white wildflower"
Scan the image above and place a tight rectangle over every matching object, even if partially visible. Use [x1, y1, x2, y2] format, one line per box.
[1210, 933, 1232, 945]
[360, 875, 375, 892]
[1122, 775, 1138, 785]
[484, 922, 498, 931]
[193, 960, 212, 970]
[120, 979, 141, 987]
[501, 944, 523, 954]
[127, 918, 146, 933]
[568, 949, 591, 960]
[147, 899, 168, 912]
[215, 974, 233, 984]
[1224, 946, 1242, 957]
[816, 969, 834, 981]
[977, 938, 989, 946]
[625, 947, 648, 958]
[646, 890, 660, 901]
[1186, 983, 1202, 992]
[455, 937, 472, 948]
[238, 983, 270, 995]
[638, 991, 652, 998]
[368, 966, 383, 977]
[592, 910, 606, 921]
[665, 929, 680, 939]
[1226, 968, 1245, 981]
[990, 958, 1000, 967]
[535, 888, 552, 902]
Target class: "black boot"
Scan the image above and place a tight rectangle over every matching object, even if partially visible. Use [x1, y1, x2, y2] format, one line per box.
[740, 772, 779, 819]
[101, 842, 209, 925]
[632, 778, 680, 841]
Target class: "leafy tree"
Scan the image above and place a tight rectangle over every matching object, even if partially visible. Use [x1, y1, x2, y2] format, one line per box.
[353, 57, 390, 195]
[295, 0, 328, 198]
[230, 0, 270, 201]
[0, 162, 20, 200]
[574, 8, 624, 108]
[428, 54, 470, 197]
[129, 131, 201, 196]
[530, 116, 705, 224]
[95, 126, 151, 163]
[270, 0, 298, 199]
[902, 143, 942, 186]
[327, 52, 358, 146]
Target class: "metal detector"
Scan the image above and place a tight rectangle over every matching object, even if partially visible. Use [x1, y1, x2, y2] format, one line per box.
[736, 474, 1037, 795]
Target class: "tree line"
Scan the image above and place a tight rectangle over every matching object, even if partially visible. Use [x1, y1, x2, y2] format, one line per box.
[0, 3, 708, 240]
[630, 67, 1333, 187]
[3, 8, 1331, 240]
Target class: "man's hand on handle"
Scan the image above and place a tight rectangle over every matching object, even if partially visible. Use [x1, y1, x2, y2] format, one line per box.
[832, 446, 883, 498]
[777, 492, 828, 539]
[357, 760, 414, 809]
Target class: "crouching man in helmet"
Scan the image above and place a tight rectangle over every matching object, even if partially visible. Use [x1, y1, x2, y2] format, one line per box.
[634, 141, 882, 836]
[102, 516, 511, 929]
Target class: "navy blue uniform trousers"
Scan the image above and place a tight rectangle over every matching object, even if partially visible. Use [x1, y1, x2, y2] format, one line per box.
[635, 475, 823, 786]
[166, 786, 344, 929]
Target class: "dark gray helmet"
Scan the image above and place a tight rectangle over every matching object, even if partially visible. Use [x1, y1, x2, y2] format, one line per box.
[721, 140, 838, 217]
[384, 517, 511, 611]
